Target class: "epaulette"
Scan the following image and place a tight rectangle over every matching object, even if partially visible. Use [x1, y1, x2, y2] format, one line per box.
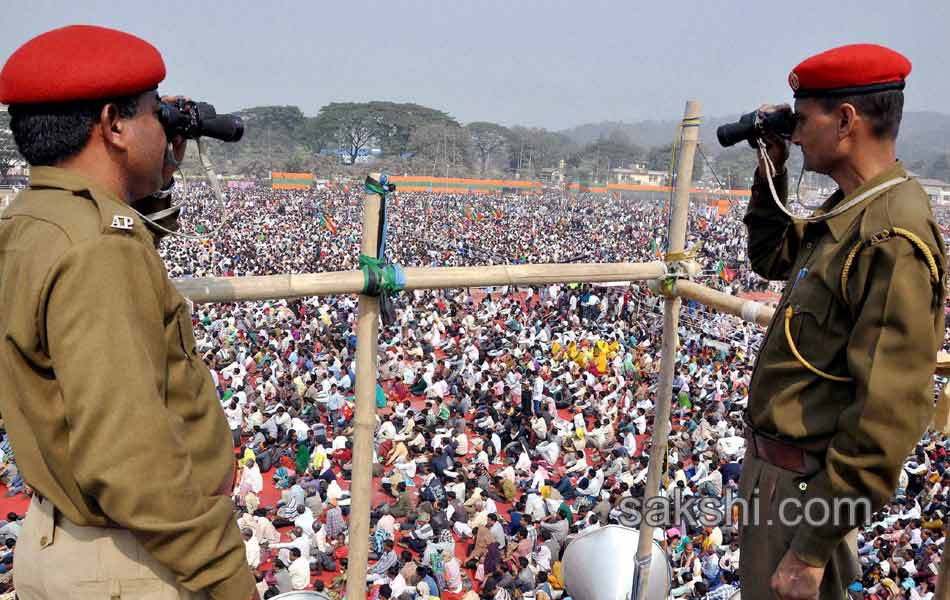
[841, 194, 941, 304]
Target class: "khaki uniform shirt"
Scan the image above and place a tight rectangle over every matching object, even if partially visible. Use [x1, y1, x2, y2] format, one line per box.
[744, 162, 946, 566]
[0, 167, 255, 599]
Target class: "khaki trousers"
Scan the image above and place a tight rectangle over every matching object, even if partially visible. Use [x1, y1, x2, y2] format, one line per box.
[738, 454, 861, 600]
[15, 496, 207, 599]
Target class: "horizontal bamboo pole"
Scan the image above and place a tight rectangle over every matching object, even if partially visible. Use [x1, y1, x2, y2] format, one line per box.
[172, 261, 669, 304]
[673, 279, 775, 328]
[173, 268, 950, 375]
[175, 271, 365, 303]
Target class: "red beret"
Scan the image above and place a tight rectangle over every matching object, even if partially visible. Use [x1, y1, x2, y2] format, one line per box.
[789, 44, 910, 99]
[0, 25, 165, 105]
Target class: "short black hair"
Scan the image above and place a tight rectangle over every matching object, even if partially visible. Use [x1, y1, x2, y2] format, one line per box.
[8, 94, 142, 166]
[816, 89, 904, 140]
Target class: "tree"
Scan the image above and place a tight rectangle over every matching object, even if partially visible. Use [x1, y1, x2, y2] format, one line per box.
[927, 152, 950, 182]
[710, 147, 758, 189]
[506, 126, 576, 175]
[408, 122, 472, 176]
[380, 102, 458, 158]
[195, 105, 312, 177]
[309, 102, 394, 165]
[282, 149, 311, 174]
[645, 142, 703, 183]
[307, 101, 460, 166]
[645, 143, 673, 172]
[466, 122, 511, 175]
[583, 131, 645, 181]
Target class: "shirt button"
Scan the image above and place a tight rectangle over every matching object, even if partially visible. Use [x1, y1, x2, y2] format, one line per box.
[805, 242, 814, 249]
[40, 535, 49, 546]
[798, 482, 808, 492]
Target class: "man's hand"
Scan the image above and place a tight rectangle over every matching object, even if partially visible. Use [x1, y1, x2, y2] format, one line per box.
[162, 134, 186, 187]
[755, 103, 792, 177]
[160, 95, 189, 187]
[770, 550, 825, 600]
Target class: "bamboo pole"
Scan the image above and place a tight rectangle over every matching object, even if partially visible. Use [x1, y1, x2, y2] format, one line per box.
[635, 100, 702, 600]
[669, 279, 775, 328]
[936, 527, 950, 600]
[164, 178, 950, 596]
[172, 262, 668, 304]
[172, 269, 950, 373]
[345, 178, 382, 600]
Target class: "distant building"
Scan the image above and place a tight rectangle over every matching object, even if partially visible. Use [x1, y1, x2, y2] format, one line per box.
[611, 164, 668, 186]
[539, 160, 566, 185]
[919, 178, 950, 206]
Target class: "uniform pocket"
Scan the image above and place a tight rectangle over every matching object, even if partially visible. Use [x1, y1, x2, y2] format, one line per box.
[789, 294, 832, 339]
[787, 294, 850, 380]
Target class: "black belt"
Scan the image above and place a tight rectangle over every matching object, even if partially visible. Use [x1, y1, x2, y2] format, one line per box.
[744, 425, 823, 476]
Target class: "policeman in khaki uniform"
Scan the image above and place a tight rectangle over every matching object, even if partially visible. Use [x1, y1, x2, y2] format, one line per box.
[738, 45, 946, 599]
[0, 26, 257, 599]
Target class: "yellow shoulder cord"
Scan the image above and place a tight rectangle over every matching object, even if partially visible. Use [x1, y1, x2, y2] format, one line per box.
[840, 227, 941, 304]
[787, 227, 942, 383]
[783, 305, 854, 382]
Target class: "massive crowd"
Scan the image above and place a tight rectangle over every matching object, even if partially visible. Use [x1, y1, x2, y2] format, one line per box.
[0, 181, 947, 600]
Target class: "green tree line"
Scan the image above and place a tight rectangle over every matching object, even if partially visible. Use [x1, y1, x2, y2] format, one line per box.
[194, 101, 706, 182]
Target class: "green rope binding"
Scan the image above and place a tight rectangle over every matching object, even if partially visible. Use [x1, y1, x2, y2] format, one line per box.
[359, 254, 406, 296]
[359, 174, 405, 301]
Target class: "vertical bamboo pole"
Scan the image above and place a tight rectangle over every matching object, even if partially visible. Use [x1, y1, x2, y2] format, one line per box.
[346, 176, 382, 600]
[936, 529, 950, 600]
[635, 100, 702, 600]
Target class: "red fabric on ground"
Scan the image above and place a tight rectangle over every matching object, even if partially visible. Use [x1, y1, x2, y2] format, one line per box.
[0, 486, 30, 516]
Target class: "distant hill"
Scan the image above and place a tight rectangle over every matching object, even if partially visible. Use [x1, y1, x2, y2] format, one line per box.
[561, 111, 950, 180]
[893, 111, 950, 174]
[3, 102, 948, 182]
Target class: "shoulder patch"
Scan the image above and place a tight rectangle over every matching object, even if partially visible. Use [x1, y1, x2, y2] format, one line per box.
[110, 215, 134, 231]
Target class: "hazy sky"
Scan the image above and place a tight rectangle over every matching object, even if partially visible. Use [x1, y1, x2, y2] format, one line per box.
[2, 0, 948, 129]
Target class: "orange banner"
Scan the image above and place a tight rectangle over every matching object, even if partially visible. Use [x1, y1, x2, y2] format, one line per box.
[271, 172, 313, 190]
[387, 176, 543, 193]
